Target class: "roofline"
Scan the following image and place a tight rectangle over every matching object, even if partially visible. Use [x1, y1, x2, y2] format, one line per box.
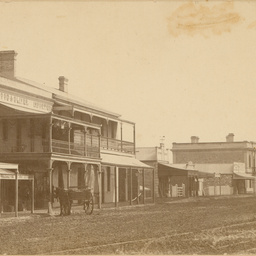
[0, 76, 53, 102]
[54, 94, 122, 119]
[9, 76, 123, 120]
[172, 141, 256, 145]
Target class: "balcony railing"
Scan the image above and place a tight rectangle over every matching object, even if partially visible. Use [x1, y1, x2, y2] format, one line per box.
[0, 139, 29, 153]
[101, 137, 135, 154]
[52, 134, 100, 158]
[0, 136, 134, 156]
[0, 135, 100, 158]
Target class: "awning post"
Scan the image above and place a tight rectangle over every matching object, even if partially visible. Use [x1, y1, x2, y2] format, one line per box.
[97, 165, 102, 209]
[115, 166, 118, 207]
[130, 167, 132, 205]
[142, 168, 145, 204]
[152, 168, 155, 204]
[31, 178, 34, 214]
[48, 166, 53, 215]
[15, 170, 18, 217]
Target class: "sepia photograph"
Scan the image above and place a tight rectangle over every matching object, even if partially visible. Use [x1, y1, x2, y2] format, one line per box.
[0, 0, 256, 254]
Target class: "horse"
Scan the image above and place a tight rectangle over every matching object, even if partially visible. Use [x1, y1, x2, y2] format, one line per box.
[54, 187, 72, 216]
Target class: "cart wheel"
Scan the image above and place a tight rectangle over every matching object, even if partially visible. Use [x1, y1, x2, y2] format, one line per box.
[84, 193, 94, 215]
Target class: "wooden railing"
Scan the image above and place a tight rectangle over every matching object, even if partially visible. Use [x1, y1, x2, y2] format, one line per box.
[52, 134, 100, 158]
[0, 136, 100, 158]
[101, 137, 135, 154]
[0, 135, 133, 156]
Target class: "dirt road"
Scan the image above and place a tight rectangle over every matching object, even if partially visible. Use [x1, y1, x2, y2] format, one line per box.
[1, 195, 256, 254]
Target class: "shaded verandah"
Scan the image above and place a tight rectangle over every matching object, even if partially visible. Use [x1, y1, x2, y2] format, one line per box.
[49, 160, 102, 213]
[158, 163, 199, 198]
[233, 172, 256, 195]
[0, 162, 34, 217]
[101, 154, 155, 207]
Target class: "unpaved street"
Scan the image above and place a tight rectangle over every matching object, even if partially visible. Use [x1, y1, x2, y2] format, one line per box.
[1, 195, 256, 255]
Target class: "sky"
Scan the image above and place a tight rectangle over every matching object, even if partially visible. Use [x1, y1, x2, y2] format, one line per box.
[0, 1, 256, 149]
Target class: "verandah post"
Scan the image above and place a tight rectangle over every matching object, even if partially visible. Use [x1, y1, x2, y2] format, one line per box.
[142, 168, 145, 204]
[15, 170, 18, 217]
[152, 168, 155, 204]
[31, 178, 34, 214]
[115, 166, 118, 207]
[47, 161, 53, 215]
[130, 167, 132, 205]
[97, 164, 102, 209]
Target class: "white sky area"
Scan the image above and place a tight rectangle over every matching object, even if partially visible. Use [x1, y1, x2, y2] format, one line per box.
[0, 1, 256, 148]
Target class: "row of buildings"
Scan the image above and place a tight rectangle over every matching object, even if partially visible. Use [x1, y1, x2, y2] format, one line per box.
[0, 50, 255, 215]
[137, 134, 256, 198]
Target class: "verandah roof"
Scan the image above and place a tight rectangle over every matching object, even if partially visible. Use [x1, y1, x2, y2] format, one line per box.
[158, 162, 198, 177]
[233, 172, 256, 180]
[101, 154, 152, 169]
[0, 162, 33, 180]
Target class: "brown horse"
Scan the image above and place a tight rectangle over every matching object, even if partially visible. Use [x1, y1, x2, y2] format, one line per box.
[55, 187, 71, 216]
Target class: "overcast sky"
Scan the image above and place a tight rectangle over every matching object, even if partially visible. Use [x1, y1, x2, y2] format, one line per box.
[1, 1, 256, 149]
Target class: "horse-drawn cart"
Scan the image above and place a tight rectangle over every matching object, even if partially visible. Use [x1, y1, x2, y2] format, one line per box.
[55, 186, 94, 216]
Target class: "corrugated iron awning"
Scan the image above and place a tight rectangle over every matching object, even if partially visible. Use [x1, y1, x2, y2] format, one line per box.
[233, 172, 256, 180]
[101, 154, 152, 168]
[158, 163, 198, 177]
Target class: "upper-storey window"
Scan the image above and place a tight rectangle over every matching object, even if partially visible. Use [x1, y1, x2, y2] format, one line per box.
[249, 155, 252, 168]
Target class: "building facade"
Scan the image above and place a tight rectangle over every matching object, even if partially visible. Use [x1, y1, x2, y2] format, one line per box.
[0, 50, 153, 213]
[172, 134, 256, 195]
[136, 143, 199, 198]
[136, 143, 171, 197]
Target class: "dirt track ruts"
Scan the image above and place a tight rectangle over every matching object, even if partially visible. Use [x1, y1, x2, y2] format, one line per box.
[1, 195, 256, 255]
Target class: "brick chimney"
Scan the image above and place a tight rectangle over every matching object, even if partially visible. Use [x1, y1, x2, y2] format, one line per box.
[226, 133, 234, 142]
[58, 76, 68, 93]
[191, 136, 199, 143]
[0, 50, 17, 78]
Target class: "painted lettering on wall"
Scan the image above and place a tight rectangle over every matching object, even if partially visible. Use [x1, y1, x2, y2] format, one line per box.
[0, 89, 52, 113]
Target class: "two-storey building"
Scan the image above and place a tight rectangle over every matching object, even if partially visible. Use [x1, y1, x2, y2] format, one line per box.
[0, 50, 153, 213]
[172, 134, 256, 195]
[136, 142, 199, 198]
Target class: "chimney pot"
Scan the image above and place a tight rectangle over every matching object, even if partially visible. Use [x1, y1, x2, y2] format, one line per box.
[0, 50, 17, 78]
[191, 136, 199, 143]
[58, 76, 68, 93]
[226, 133, 234, 142]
